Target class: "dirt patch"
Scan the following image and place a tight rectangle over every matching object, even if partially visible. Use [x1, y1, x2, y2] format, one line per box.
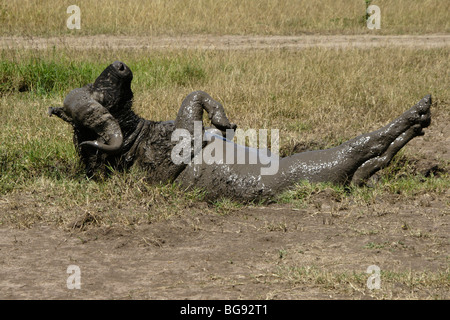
[1, 34, 450, 51]
[0, 194, 448, 300]
[0, 111, 448, 300]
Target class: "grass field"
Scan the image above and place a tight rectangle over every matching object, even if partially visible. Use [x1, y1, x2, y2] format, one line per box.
[0, 0, 449, 300]
[1, 46, 449, 224]
[1, 0, 449, 36]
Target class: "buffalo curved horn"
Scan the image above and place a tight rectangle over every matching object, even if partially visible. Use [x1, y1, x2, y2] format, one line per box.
[63, 90, 124, 154]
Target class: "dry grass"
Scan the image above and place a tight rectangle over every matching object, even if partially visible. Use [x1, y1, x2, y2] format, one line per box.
[2, 46, 449, 152]
[271, 265, 449, 299]
[1, 0, 449, 36]
[0, 46, 449, 226]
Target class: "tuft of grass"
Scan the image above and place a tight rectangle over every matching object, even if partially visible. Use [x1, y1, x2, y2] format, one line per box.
[212, 197, 244, 215]
[381, 174, 450, 196]
[277, 180, 347, 208]
[278, 171, 450, 208]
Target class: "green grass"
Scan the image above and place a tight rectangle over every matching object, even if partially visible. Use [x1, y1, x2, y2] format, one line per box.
[277, 167, 450, 208]
[0, 51, 207, 95]
[0, 59, 98, 95]
[276, 180, 347, 207]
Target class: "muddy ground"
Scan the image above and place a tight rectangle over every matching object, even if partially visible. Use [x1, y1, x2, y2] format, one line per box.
[0, 35, 449, 300]
[1, 110, 448, 300]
